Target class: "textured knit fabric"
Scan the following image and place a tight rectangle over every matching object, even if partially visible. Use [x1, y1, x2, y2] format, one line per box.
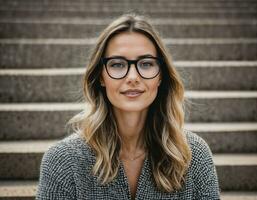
[36, 131, 220, 199]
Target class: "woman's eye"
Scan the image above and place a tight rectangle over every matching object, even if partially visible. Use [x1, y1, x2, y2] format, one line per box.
[111, 63, 125, 68]
[141, 62, 153, 68]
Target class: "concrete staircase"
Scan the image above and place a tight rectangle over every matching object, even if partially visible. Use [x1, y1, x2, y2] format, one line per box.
[0, 0, 257, 199]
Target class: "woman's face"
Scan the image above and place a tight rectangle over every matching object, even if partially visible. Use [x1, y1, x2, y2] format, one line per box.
[101, 32, 161, 113]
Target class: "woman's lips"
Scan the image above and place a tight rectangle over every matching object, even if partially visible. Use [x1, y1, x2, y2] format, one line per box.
[120, 89, 144, 97]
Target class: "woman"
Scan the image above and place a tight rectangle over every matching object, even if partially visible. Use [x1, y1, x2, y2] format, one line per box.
[37, 14, 220, 199]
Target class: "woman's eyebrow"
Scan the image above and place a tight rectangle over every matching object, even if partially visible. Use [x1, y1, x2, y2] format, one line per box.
[107, 55, 126, 58]
[137, 54, 155, 59]
[107, 54, 155, 59]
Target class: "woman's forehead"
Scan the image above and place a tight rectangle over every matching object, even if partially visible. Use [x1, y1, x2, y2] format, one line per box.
[105, 32, 157, 58]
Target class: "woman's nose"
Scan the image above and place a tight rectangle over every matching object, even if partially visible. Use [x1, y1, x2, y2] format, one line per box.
[126, 64, 140, 80]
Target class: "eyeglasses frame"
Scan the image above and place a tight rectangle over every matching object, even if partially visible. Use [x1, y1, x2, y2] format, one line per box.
[101, 56, 162, 79]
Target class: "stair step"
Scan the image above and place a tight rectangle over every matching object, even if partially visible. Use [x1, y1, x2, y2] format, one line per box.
[221, 192, 257, 200]
[0, 93, 256, 139]
[1, 9, 256, 19]
[0, 103, 84, 141]
[0, 120, 256, 153]
[185, 123, 257, 153]
[0, 140, 56, 179]
[0, 181, 257, 199]
[0, 140, 256, 190]
[0, 38, 256, 68]
[214, 154, 257, 165]
[0, 140, 58, 153]
[184, 91, 257, 122]
[1, 0, 256, 10]
[3, 5, 256, 11]
[0, 181, 36, 199]
[1, 0, 256, 19]
[0, 61, 256, 103]
[1, 18, 256, 38]
[1, 0, 256, 4]
[215, 154, 257, 190]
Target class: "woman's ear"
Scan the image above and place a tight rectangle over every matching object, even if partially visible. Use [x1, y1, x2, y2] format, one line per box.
[158, 78, 162, 86]
[100, 77, 105, 87]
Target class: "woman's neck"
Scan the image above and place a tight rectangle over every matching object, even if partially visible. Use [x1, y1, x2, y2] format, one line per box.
[113, 108, 147, 154]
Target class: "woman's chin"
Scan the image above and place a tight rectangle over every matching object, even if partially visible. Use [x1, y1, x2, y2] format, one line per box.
[113, 104, 149, 113]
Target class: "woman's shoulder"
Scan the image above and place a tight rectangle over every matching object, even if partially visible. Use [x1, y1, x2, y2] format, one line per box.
[37, 133, 94, 198]
[40, 132, 95, 174]
[184, 130, 214, 165]
[183, 131, 220, 197]
[45, 133, 92, 157]
[184, 130, 216, 173]
[184, 130, 211, 154]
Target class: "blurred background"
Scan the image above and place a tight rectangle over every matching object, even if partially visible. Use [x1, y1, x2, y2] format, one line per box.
[0, 0, 256, 199]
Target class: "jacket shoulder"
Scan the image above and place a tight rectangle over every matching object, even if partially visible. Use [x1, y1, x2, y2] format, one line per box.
[184, 130, 212, 156]
[39, 133, 93, 183]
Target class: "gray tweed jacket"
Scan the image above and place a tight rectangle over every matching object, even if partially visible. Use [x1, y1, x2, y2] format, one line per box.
[36, 131, 220, 199]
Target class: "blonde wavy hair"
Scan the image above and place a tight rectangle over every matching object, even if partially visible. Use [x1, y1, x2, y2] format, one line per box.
[70, 13, 192, 193]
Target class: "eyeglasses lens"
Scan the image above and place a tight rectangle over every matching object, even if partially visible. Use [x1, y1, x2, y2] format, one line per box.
[106, 58, 160, 79]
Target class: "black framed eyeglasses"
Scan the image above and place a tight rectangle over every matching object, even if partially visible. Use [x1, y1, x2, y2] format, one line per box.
[101, 56, 162, 79]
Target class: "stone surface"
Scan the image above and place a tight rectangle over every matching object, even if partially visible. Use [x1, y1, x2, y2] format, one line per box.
[1, 144, 256, 191]
[184, 94, 257, 122]
[1, 0, 256, 10]
[0, 62, 256, 103]
[197, 130, 257, 153]
[217, 165, 257, 191]
[0, 153, 42, 179]
[0, 0, 256, 20]
[1, 9, 256, 19]
[0, 96, 256, 139]
[187, 122, 257, 153]
[0, 19, 256, 38]
[221, 192, 257, 200]
[0, 180, 36, 199]
[214, 154, 257, 191]
[179, 64, 257, 91]
[1, 181, 257, 199]
[0, 110, 77, 140]
[1, 122, 257, 153]
[0, 72, 84, 102]
[0, 39, 257, 68]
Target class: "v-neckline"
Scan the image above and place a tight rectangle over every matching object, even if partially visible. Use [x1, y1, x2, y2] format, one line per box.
[119, 156, 150, 200]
